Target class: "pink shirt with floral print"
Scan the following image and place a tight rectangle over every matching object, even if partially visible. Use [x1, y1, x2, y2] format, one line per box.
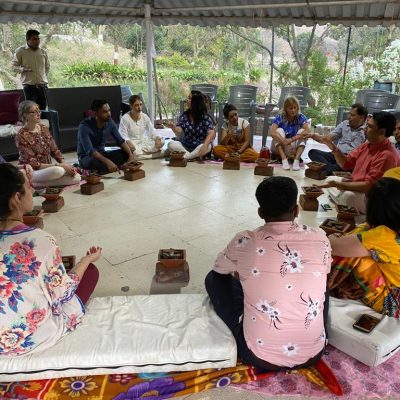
[0, 225, 84, 357]
[213, 221, 331, 368]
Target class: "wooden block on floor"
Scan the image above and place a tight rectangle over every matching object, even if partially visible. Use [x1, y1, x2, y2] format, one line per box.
[80, 182, 104, 195]
[305, 169, 326, 180]
[124, 169, 145, 181]
[42, 196, 65, 213]
[155, 261, 190, 284]
[320, 218, 352, 235]
[23, 217, 44, 229]
[169, 159, 187, 167]
[337, 217, 356, 230]
[254, 165, 273, 176]
[299, 194, 319, 211]
[223, 160, 240, 170]
[62, 255, 76, 273]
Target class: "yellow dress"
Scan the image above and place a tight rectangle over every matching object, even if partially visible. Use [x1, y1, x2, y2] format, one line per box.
[328, 224, 400, 317]
[383, 167, 400, 180]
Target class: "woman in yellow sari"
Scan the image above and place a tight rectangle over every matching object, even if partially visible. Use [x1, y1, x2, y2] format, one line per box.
[328, 178, 400, 317]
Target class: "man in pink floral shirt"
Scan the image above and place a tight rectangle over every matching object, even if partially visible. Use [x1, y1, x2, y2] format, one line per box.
[206, 176, 332, 370]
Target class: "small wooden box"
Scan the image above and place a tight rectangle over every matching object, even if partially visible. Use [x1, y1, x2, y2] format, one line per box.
[85, 174, 102, 185]
[301, 186, 324, 199]
[320, 218, 352, 235]
[254, 165, 274, 176]
[169, 158, 187, 167]
[23, 209, 43, 227]
[42, 196, 65, 212]
[124, 169, 145, 181]
[23, 216, 44, 229]
[62, 255, 76, 272]
[305, 169, 326, 180]
[158, 249, 186, 267]
[299, 194, 319, 211]
[223, 159, 240, 170]
[333, 171, 352, 179]
[155, 261, 190, 284]
[337, 217, 356, 230]
[42, 187, 63, 201]
[80, 182, 104, 195]
[306, 161, 326, 171]
[336, 204, 358, 220]
[26, 217, 44, 229]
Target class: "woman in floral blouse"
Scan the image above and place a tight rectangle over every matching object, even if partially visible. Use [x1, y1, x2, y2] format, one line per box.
[0, 164, 101, 356]
[167, 90, 215, 160]
[15, 100, 81, 188]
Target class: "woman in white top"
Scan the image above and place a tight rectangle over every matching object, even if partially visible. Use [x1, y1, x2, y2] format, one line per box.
[213, 103, 259, 163]
[119, 95, 164, 159]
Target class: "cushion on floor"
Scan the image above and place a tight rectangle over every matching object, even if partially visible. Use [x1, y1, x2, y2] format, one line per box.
[0, 92, 20, 125]
[327, 297, 400, 366]
[0, 294, 237, 382]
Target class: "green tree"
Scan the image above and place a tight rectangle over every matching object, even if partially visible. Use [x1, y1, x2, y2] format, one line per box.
[275, 24, 330, 87]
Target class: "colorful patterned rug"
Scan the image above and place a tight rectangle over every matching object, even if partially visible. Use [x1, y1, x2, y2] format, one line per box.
[235, 345, 400, 399]
[5, 345, 399, 399]
[0, 359, 340, 399]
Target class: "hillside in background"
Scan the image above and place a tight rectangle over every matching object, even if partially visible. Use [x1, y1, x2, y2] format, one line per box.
[1, 22, 399, 124]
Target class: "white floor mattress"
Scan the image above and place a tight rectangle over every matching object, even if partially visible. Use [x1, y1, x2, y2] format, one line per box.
[328, 297, 400, 366]
[0, 294, 237, 382]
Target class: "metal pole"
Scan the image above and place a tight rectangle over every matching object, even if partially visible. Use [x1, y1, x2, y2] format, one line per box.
[342, 26, 352, 85]
[269, 26, 275, 102]
[144, 3, 154, 121]
[152, 58, 163, 121]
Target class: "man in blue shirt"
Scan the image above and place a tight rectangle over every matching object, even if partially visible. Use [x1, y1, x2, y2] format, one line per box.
[308, 103, 367, 175]
[77, 99, 135, 173]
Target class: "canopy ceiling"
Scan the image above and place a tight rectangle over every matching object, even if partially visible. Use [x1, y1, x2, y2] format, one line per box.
[1, 0, 400, 27]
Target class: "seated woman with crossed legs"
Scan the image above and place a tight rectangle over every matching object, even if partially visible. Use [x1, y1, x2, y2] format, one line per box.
[119, 95, 165, 160]
[328, 178, 400, 318]
[15, 100, 81, 188]
[167, 90, 215, 160]
[213, 104, 259, 163]
[270, 96, 310, 171]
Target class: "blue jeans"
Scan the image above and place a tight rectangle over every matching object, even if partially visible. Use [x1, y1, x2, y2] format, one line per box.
[79, 149, 128, 173]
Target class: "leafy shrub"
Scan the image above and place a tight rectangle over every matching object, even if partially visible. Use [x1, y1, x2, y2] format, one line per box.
[156, 53, 191, 69]
[63, 62, 146, 83]
[249, 68, 263, 82]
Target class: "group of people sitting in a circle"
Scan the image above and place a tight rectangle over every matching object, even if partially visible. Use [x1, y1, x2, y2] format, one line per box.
[0, 89, 400, 375]
[1, 162, 399, 373]
[3, 90, 400, 192]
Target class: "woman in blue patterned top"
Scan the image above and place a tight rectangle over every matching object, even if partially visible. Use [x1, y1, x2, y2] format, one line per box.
[168, 90, 215, 160]
[270, 96, 310, 171]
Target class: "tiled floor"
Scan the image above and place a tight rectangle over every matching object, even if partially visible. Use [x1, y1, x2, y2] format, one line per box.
[40, 152, 338, 399]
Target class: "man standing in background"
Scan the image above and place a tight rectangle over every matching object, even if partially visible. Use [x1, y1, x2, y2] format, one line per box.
[12, 29, 50, 110]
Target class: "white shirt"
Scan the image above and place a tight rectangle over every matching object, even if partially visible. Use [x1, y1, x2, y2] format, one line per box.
[119, 112, 159, 155]
[222, 117, 249, 135]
